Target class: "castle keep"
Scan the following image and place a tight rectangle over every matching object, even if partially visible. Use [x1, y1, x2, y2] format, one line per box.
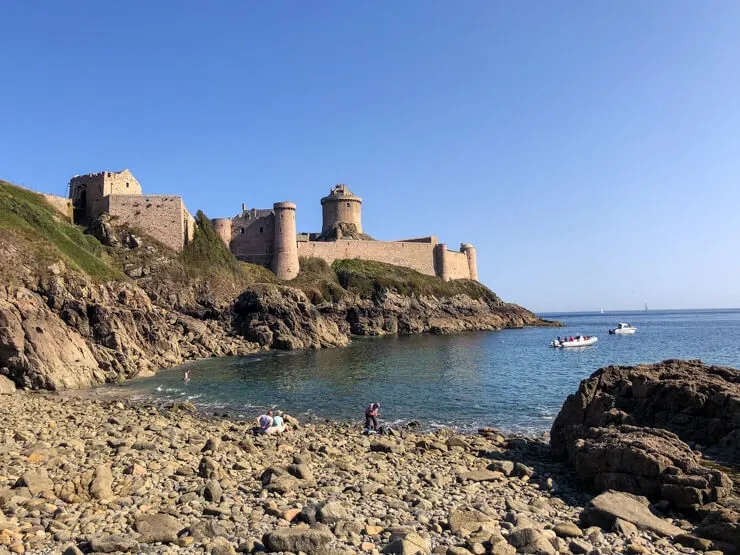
[65, 171, 478, 282]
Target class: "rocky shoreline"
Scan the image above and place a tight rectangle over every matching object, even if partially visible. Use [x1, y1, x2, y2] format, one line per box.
[0, 391, 732, 555]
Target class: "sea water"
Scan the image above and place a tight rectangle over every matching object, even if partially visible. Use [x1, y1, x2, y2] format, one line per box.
[108, 309, 740, 434]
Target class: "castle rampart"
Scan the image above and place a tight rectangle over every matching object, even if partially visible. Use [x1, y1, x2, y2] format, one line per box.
[298, 240, 438, 277]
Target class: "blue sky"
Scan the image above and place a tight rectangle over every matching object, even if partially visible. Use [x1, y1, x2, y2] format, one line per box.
[2, 2, 739, 312]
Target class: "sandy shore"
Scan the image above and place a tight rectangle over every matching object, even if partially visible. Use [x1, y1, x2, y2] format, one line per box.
[0, 392, 707, 555]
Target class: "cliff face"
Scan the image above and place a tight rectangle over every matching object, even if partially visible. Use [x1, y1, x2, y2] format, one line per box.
[0, 180, 552, 391]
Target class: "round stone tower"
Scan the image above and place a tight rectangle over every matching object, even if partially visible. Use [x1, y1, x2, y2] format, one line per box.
[321, 184, 362, 234]
[271, 202, 299, 280]
[212, 218, 232, 247]
[433, 243, 450, 282]
[460, 243, 478, 281]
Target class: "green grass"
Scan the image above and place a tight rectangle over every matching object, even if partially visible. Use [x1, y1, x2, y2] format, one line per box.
[332, 258, 500, 302]
[0, 180, 118, 281]
[288, 257, 346, 303]
[180, 210, 247, 279]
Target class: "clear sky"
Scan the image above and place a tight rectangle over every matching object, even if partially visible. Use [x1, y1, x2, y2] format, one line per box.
[2, 2, 739, 312]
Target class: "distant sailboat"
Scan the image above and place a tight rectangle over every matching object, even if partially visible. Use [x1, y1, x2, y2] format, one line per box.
[600, 307, 604, 314]
[644, 302, 649, 312]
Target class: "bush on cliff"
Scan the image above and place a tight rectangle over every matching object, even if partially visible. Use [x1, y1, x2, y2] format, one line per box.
[0, 180, 118, 282]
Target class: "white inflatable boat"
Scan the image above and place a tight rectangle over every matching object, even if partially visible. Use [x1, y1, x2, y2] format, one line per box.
[549, 335, 598, 348]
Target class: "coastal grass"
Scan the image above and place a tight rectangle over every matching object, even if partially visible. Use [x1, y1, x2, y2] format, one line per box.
[332, 258, 500, 302]
[289, 257, 346, 303]
[0, 180, 119, 281]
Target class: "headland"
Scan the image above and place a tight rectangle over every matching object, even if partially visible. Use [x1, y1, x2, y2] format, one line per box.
[0, 177, 556, 392]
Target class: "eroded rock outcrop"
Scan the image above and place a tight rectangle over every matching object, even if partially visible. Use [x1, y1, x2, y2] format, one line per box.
[232, 284, 349, 350]
[329, 291, 545, 337]
[0, 269, 259, 390]
[551, 360, 738, 507]
[551, 360, 740, 465]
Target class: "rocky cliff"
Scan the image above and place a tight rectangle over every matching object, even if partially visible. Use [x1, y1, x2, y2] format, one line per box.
[0, 180, 552, 391]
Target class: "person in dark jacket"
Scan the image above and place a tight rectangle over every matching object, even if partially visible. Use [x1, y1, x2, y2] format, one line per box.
[364, 402, 380, 431]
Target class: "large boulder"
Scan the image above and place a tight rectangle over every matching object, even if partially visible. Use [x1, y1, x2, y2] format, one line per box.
[551, 360, 738, 507]
[134, 513, 184, 544]
[0, 374, 16, 394]
[551, 360, 740, 463]
[580, 491, 683, 537]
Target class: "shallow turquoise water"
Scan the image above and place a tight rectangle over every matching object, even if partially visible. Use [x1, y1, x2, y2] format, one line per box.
[108, 309, 740, 434]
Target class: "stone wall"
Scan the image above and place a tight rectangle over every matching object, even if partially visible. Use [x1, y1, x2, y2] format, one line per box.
[298, 240, 438, 277]
[230, 211, 275, 266]
[41, 194, 72, 220]
[445, 250, 471, 280]
[105, 195, 186, 252]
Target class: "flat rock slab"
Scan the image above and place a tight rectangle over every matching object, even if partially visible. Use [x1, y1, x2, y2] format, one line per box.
[457, 470, 505, 483]
[448, 508, 498, 537]
[262, 527, 334, 552]
[581, 491, 683, 537]
[135, 513, 184, 544]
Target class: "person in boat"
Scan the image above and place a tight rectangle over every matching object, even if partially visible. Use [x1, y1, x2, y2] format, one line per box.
[272, 410, 288, 434]
[365, 402, 380, 432]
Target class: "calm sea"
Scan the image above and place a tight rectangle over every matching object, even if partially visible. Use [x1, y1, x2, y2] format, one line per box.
[108, 309, 740, 435]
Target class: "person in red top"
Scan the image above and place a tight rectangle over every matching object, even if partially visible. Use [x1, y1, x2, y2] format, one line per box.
[365, 402, 380, 431]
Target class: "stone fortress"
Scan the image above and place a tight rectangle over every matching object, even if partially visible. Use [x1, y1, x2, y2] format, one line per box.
[61, 170, 478, 282]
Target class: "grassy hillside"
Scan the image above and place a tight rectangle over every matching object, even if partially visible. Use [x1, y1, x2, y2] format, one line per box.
[332, 259, 500, 302]
[0, 180, 119, 281]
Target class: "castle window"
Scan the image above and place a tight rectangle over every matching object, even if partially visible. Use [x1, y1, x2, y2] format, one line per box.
[346, 202, 350, 207]
[240, 228, 244, 234]
[260, 227, 264, 233]
[126, 182, 129, 188]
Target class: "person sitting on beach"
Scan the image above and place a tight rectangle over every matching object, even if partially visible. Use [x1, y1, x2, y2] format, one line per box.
[364, 402, 380, 432]
[256, 410, 276, 434]
[272, 410, 288, 434]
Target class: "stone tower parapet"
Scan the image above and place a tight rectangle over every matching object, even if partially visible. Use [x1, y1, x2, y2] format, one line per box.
[321, 184, 362, 233]
[271, 201, 299, 280]
[212, 218, 233, 247]
[460, 243, 478, 281]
